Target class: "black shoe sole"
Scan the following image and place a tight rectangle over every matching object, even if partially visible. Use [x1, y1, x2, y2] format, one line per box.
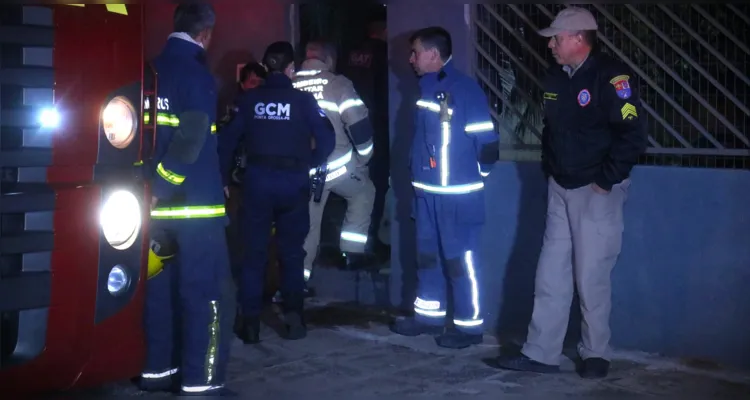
[493, 358, 560, 374]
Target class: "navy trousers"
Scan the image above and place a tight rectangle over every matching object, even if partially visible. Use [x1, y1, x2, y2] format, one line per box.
[142, 220, 234, 393]
[239, 166, 310, 317]
[412, 195, 484, 334]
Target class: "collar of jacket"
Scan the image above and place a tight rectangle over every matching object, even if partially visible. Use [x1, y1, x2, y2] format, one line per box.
[163, 34, 206, 62]
[559, 51, 598, 77]
[264, 73, 293, 88]
[169, 32, 204, 48]
[419, 56, 455, 88]
[300, 58, 331, 73]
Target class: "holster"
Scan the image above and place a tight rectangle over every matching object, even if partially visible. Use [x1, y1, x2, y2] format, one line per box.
[310, 164, 328, 203]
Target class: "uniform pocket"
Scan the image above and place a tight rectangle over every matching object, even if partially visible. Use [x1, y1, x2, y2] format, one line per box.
[585, 184, 626, 235]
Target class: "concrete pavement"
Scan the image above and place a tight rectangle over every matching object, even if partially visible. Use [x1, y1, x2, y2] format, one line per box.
[65, 299, 750, 399]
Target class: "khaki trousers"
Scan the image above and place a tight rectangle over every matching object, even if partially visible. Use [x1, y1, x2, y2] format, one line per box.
[522, 177, 629, 365]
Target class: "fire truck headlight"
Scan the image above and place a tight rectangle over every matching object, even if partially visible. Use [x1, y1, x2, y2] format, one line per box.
[39, 107, 60, 129]
[100, 190, 141, 250]
[102, 96, 137, 149]
[107, 265, 130, 296]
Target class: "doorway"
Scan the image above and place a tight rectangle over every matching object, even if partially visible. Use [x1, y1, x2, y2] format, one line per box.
[295, 2, 388, 259]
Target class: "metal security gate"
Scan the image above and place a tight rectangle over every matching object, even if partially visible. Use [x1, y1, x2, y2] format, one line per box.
[473, 4, 750, 168]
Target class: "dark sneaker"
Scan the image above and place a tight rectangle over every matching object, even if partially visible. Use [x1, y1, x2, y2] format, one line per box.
[493, 354, 560, 373]
[579, 357, 609, 379]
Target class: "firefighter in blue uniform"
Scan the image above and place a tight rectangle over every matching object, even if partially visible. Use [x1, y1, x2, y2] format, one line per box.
[390, 27, 499, 349]
[218, 41, 335, 344]
[138, 3, 234, 396]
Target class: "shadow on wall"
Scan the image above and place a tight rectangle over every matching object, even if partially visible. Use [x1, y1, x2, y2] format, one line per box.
[491, 163, 590, 347]
[389, 31, 419, 311]
[492, 163, 547, 343]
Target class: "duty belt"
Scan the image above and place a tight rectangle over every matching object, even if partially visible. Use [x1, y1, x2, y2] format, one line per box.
[245, 154, 307, 172]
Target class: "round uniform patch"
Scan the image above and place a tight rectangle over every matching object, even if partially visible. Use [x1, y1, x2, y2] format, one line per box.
[577, 89, 591, 107]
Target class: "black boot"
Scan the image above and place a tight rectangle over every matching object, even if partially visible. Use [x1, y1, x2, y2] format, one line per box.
[390, 317, 443, 337]
[283, 311, 307, 340]
[136, 376, 177, 393]
[236, 315, 260, 344]
[435, 329, 483, 349]
[179, 386, 238, 396]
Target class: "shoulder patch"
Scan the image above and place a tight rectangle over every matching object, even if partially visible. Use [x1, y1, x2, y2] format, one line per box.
[610, 74, 632, 100]
[318, 108, 327, 118]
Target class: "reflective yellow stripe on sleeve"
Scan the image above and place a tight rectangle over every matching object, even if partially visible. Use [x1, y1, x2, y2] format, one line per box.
[150, 205, 226, 220]
[156, 162, 185, 185]
[156, 113, 180, 127]
[146, 112, 216, 134]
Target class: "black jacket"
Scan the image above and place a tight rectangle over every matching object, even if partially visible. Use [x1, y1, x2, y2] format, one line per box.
[217, 73, 335, 187]
[541, 52, 647, 191]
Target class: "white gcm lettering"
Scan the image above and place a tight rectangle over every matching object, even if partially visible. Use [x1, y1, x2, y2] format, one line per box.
[254, 102, 291, 120]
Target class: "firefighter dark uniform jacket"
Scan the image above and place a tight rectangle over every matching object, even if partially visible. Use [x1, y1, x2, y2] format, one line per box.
[293, 59, 374, 178]
[542, 52, 647, 191]
[217, 72, 335, 187]
[411, 59, 498, 223]
[149, 36, 225, 222]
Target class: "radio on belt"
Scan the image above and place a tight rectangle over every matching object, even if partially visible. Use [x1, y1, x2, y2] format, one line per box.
[310, 164, 328, 203]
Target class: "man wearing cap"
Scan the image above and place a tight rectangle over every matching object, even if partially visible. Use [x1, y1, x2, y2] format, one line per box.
[218, 41, 335, 344]
[494, 7, 646, 378]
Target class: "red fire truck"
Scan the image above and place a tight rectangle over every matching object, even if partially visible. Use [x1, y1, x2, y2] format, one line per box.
[0, 4, 150, 393]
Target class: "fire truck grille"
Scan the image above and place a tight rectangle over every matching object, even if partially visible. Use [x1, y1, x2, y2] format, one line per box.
[0, 6, 55, 368]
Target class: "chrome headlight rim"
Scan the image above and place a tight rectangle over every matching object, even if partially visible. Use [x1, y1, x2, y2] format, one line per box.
[107, 265, 131, 296]
[101, 95, 137, 150]
[99, 189, 142, 251]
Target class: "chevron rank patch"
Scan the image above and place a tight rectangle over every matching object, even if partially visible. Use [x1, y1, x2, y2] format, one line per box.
[621, 102, 638, 121]
[610, 74, 632, 99]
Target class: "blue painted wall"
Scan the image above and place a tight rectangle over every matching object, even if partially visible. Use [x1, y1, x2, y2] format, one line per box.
[314, 1, 750, 369]
[477, 163, 750, 369]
